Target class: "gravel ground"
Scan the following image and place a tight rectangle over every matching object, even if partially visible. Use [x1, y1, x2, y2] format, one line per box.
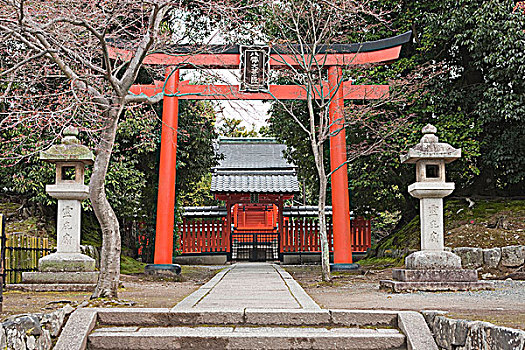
[0, 266, 218, 320]
[286, 266, 525, 330]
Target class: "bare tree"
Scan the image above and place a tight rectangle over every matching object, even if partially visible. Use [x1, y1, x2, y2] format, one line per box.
[0, 0, 233, 298]
[228, 0, 426, 281]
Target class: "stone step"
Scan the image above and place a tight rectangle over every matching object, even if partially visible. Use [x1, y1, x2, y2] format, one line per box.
[87, 326, 407, 350]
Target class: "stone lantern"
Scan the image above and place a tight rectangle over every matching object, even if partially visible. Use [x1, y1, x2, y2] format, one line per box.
[22, 127, 98, 290]
[402, 124, 460, 253]
[380, 125, 491, 292]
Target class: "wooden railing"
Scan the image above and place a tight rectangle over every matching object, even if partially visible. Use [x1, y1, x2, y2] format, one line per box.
[178, 219, 229, 253]
[178, 217, 371, 255]
[282, 217, 371, 253]
[281, 217, 332, 252]
[1, 214, 52, 285]
[351, 217, 372, 252]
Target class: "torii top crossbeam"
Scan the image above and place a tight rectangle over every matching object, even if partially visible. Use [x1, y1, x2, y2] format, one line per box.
[112, 31, 411, 270]
[109, 31, 410, 69]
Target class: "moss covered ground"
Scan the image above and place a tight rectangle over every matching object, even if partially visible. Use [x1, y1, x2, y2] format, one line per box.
[0, 201, 50, 238]
[376, 199, 525, 253]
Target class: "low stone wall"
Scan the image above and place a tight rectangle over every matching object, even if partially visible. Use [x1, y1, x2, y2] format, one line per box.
[377, 245, 524, 277]
[452, 245, 525, 272]
[1, 305, 74, 350]
[422, 311, 525, 350]
[174, 254, 228, 265]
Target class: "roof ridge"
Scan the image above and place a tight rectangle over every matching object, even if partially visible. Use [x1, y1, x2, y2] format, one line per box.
[219, 137, 278, 143]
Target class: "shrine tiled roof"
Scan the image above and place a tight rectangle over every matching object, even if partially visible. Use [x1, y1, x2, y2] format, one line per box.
[182, 205, 334, 217]
[211, 138, 300, 194]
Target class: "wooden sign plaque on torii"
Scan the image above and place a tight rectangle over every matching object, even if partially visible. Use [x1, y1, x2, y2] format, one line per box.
[108, 31, 411, 271]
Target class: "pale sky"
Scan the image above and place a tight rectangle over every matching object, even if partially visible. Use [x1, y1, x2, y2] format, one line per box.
[175, 17, 271, 131]
[180, 68, 271, 131]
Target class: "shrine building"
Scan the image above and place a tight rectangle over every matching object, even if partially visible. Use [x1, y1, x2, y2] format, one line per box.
[174, 137, 371, 265]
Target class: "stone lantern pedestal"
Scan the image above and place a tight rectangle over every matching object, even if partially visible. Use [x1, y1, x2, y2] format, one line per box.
[20, 127, 98, 291]
[380, 125, 492, 292]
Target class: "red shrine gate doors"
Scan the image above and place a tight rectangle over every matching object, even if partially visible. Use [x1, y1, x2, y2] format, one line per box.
[231, 203, 279, 261]
[112, 31, 411, 267]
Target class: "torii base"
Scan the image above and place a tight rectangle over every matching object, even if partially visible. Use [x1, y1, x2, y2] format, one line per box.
[330, 263, 360, 272]
[145, 264, 182, 276]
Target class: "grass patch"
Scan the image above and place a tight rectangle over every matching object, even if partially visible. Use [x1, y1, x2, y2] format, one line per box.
[120, 255, 147, 274]
[357, 257, 404, 268]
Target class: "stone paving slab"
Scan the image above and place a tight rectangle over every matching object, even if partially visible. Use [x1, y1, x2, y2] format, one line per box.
[57, 307, 439, 349]
[194, 301, 300, 309]
[173, 263, 320, 310]
[245, 308, 331, 325]
[88, 326, 407, 350]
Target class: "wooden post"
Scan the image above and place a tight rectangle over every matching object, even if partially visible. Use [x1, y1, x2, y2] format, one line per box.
[277, 197, 284, 255]
[328, 66, 353, 265]
[225, 201, 232, 255]
[153, 67, 180, 265]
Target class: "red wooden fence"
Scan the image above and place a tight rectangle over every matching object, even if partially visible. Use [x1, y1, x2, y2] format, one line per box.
[351, 217, 372, 252]
[178, 217, 371, 254]
[281, 217, 371, 253]
[178, 219, 229, 253]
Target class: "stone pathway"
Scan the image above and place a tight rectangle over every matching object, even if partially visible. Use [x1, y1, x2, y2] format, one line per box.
[56, 263, 438, 349]
[173, 263, 320, 310]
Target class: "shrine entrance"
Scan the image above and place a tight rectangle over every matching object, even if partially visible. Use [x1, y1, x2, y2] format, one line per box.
[176, 137, 372, 264]
[110, 31, 411, 268]
[231, 203, 279, 262]
[231, 232, 279, 261]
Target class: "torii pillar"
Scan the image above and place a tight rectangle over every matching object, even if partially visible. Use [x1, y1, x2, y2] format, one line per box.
[328, 66, 357, 270]
[145, 67, 182, 275]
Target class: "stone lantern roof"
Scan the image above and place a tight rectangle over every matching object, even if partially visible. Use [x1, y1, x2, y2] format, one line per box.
[400, 124, 461, 164]
[40, 126, 94, 164]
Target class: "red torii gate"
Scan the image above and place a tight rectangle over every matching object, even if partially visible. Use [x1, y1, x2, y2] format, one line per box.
[110, 31, 411, 270]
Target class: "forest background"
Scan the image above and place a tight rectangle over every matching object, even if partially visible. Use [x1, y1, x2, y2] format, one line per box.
[1, 0, 523, 260]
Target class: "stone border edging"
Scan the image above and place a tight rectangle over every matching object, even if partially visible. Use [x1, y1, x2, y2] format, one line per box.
[422, 310, 525, 350]
[452, 245, 525, 272]
[171, 265, 233, 310]
[54, 308, 97, 350]
[273, 264, 321, 310]
[398, 311, 439, 350]
[56, 308, 438, 350]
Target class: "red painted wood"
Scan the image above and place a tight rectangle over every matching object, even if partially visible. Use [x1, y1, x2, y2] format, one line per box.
[153, 67, 179, 264]
[307, 219, 313, 252]
[177, 219, 231, 253]
[328, 66, 353, 264]
[212, 221, 217, 252]
[108, 46, 402, 68]
[177, 217, 371, 255]
[314, 220, 320, 252]
[276, 217, 370, 253]
[193, 222, 197, 252]
[182, 219, 187, 253]
[204, 221, 209, 251]
[129, 80, 389, 101]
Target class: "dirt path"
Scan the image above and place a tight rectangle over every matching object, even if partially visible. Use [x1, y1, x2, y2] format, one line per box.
[286, 265, 525, 330]
[0, 266, 219, 319]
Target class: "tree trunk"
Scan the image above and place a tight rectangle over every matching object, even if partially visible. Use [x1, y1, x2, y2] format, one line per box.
[90, 109, 121, 299]
[317, 173, 331, 281]
[306, 90, 331, 282]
